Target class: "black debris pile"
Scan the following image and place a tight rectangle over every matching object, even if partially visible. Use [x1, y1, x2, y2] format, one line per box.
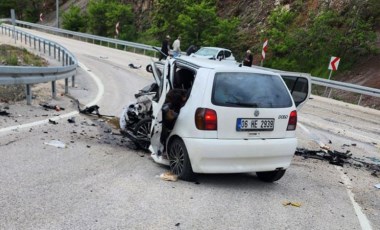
[296, 148, 380, 176]
[40, 103, 65, 111]
[295, 148, 351, 167]
[129, 63, 142, 69]
[0, 110, 10, 116]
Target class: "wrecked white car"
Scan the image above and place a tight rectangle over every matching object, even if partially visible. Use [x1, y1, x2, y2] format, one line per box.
[120, 56, 310, 182]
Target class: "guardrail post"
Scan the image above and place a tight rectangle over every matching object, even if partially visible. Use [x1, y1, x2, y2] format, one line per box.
[62, 52, 65, 66]
[71, 75, 75, 87]
[52, 81, 56, 99]
[58, 47, 61, 61]
[134, 48, 136, 53]
[65, 78, 69, 94]
[29, 35, 31, 46]
[33, 37, 36, 49]
[66, 54, 69, 66]
[43, 41, 46, 53]
[20, 32, 23, 43]
[144, 49, 146, 55]
[38, 39, 41, 52]
[358, 94, 363, 105]
[54, 44, 56, 59]
[26, 84, 32, 105]
[49, 43, 51, 56]
[124, 45, 126, 51]
[24, 34, 27, 44]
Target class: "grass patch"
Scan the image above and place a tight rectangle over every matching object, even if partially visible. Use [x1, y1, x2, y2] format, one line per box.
[0, 44, 47, 66]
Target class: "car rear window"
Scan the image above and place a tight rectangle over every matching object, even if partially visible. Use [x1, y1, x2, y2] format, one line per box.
[212, 72, 293, 108]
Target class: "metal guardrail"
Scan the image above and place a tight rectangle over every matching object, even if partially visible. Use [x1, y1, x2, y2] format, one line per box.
[0, 20, 78, 105]
[1, 19, 379, 106]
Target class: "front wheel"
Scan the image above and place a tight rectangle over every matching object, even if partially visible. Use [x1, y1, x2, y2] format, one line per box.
[256, 169, 286, 182]
[133, 118, 152, 151]
[168, 138, 195, 181]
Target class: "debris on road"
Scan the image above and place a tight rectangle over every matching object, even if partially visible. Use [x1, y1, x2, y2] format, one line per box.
[282, 201, 302, 207]
[40, 103, 65, 111]
[0, 110, 10, 116]
[159, 171, 178, 182]
[49, 119, 58, 125]
[175, 223, 180, 227]
[68, 117, 76, 123]
[129, 63, 142, 69]
[296, 147, 380, 175]
[44, 140, 66, 148]
[375, 184, 380, 189]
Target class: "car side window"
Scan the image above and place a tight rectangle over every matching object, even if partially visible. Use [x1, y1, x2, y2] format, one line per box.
[281, 76, 309, 106]
[225, 51, 231, 58]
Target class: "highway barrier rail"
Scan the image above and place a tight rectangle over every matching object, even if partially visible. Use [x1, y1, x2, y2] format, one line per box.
[1, 19, 379, 106]
[0, 20, 78, 105]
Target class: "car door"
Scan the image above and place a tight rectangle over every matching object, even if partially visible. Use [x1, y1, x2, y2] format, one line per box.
[279, 73, 311, 110]
[149, 60, 172, 163]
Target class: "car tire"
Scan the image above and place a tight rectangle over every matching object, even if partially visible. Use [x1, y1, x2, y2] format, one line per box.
[168, 138, 195, 181]
[256, 169, 286, 182]
[133, 118, 152, 151]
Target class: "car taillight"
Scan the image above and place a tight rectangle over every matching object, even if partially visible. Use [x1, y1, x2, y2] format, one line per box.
[195, 108, 217, 130]
[287, 110, 297, 131]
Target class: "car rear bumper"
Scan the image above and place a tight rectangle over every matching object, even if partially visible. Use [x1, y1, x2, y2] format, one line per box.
[182, 137, 297, 173]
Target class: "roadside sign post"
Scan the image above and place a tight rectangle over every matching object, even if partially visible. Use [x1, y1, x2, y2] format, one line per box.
[11, 9, 16, 43]
[325, 56, 341, 97]
[261, 39, 268, 66]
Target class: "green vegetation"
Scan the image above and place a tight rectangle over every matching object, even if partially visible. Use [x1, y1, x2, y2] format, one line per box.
[148, 0, 239, 49]
[260, 5, 377, 77]
[1, 0, 378, 77]
[62, 6, 87, 32]
[0, 45, 46, 66]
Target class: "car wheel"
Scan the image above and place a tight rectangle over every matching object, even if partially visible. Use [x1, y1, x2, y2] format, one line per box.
[133, 118, 152, 151]
[168, 138, 195, 181]
[256, 169, 286, 182]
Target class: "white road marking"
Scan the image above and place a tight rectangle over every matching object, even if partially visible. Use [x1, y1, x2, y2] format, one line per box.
[298, 122, 373, 230]
[0, 62, 103, 134]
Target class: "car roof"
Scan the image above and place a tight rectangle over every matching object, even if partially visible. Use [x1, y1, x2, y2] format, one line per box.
[174, 56, 279, 76]
[198, 47, 232, 52]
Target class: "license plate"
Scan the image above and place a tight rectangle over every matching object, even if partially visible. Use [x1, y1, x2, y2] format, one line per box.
[236, 118, 275, 131]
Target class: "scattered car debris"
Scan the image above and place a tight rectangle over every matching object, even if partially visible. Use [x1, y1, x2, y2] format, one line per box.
[375, 184, 380, 189]
[44, 140, 66, 148]
[159, 171, 178, 182]
[296, 148, 351, 167]
[39, 103, 65, 111]
[49, 119, 58, 125]
[296, 147, 380, 174]
[129, 63, 142, 69]
[282, 201, 302, 207]
[0, 110, 10, 116]
[175, 223, 180, 227]
[68, 117, 76, 123]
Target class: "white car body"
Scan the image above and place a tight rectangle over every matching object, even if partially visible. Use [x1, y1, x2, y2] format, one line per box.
[190, 47, 236, 62]
[144, 56, 310, 181]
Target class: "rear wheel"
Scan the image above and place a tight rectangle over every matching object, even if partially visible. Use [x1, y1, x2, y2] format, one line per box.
[256, 169, 286, 182]
[168, 138, 195, 181]
[133, 118, 152, 151]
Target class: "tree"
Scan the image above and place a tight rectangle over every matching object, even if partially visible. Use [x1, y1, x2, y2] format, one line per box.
[87, 0, 136, 40]
[62, 6, 87, 32]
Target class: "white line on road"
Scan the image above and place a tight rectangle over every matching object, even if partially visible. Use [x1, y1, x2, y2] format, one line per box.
[298, 122, 373, 230]
[0, 62, 103, 134]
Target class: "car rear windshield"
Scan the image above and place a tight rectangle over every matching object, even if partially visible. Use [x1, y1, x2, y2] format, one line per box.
[196, 48, 218, 57]
[212, 72, 293, 108]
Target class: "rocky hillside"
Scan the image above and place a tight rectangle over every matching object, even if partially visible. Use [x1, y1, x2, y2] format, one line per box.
[40, 0, 379, 90]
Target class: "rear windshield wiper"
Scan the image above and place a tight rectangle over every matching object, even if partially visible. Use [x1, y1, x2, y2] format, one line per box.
[225, 101, 258, 107]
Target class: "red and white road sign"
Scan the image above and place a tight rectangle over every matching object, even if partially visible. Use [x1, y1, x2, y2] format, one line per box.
[328, 56, 340, 71]
[262, 39, 268, 60]
[39, 13, 43, 22]
[115, 22, 120, 35]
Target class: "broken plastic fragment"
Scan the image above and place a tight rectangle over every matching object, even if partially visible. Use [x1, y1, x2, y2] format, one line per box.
[44, 140, 66, 148]
[159, 171, 178, 182]
[282, 201, 302, 207]
[375, 184, 380, 189]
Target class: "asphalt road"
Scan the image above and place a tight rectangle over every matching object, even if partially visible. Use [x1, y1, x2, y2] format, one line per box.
[0, 29, 379, 230]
